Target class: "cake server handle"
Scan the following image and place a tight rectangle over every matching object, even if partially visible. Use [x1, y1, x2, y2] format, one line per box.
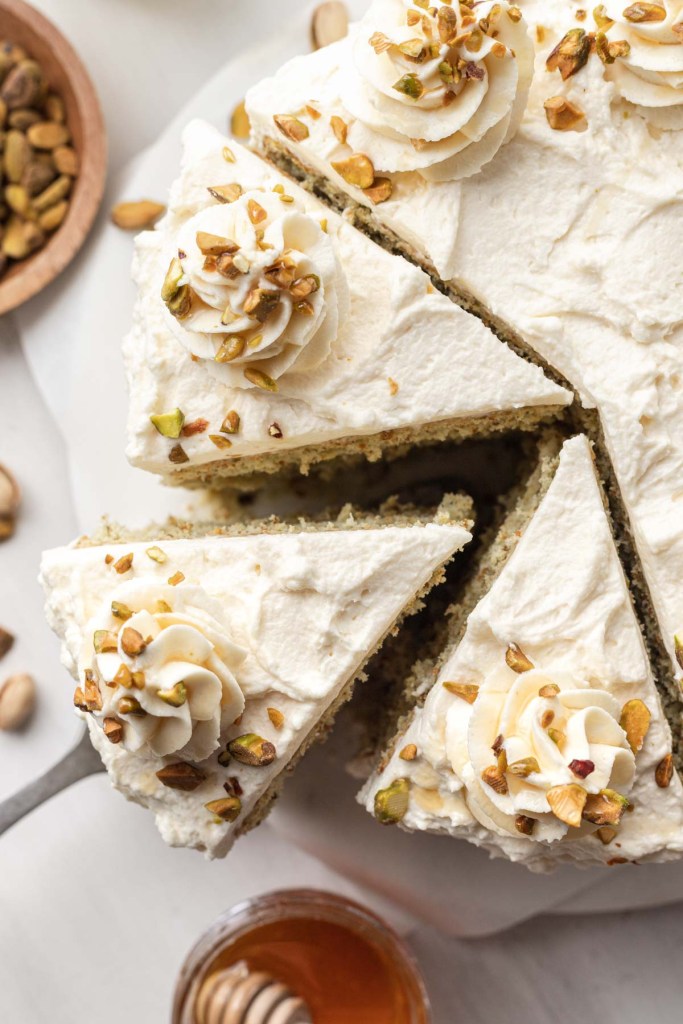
[0, 725, 104, 838]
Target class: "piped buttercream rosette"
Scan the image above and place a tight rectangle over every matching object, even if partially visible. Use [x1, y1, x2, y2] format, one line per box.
[341, 0, 534, 181]
[600, 1, 683, 126]
[76, 581, 247, 761]
[444, 661, 639, 842]
[161, 187, 348, 390]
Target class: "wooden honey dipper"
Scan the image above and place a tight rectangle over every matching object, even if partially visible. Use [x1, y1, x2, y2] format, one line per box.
[195, 961, 313, 1024]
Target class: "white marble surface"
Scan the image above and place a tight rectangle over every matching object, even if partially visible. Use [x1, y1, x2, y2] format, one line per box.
[2, 1, 683, 1022]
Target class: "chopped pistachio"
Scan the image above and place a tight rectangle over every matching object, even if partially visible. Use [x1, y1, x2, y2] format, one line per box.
[205, 796, 242, 822]
[111, 199, 165, 230]
[93, 630, 118, 654]
[442, 681, 479, 704]
[273, 114, 309, 142]
[102, 717, 123, 743]
[331, 152, 375, 189]
[582, 788, 629, 826]
[268, 422, 283, 439]
[216, 335, 246, 363]
[111, 601, 132, 621]
[230, 100, 250, 139]
[118, 695, 146, 716]
[150, 408, 185, 439]
[267, 707, 285, 730]
[399, 743, 418, 761]
[593, 3, 614, 27]
[330, 115, 348, 144]
[481, 765, 508, 794]
[157, 681, 187, 707]
[196, 231, 237, 255]
[515, 814, 536, 836]
[619, 698, 651, 753]
[545, 28, 591, 80]
[290, 274, 320, 300]
[221, 411, 240, 434]
[121, 627, 146, 657]
[168, 571, 185, 586]
[655, 752, 674, 788]
[595, 826, 618, 845]
[547, 783, 587, 827]
[243, 287, 280, 322]
[156, 761, 206, 791]
[392, 73, 424, 101]
[364, 177, 393, 204]
[247, 198, 267, 225]
[244, 368, 278, 392]
[113, 664, 133, 689]
[538, 682, 560, 697]
[374, 777, 410, 824]
[228, 733, 277, 766]
[222, 145, 235, 163]
[131, 670, 146, 690]
[73, 686, 88, 712]
[146, 546, 167, 564]
[622, 2, 666, 20]
[508, 757, 540, 778]
[168, 444, 190, 465]
[209, 434, 233, 450]
[505, 642, 534, 673]
[543, 96, 587, 132]
[207, 183, 243, 204]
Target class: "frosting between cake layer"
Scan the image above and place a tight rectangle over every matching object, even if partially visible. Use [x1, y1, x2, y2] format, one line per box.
[41, 520, 472, 857]
[124, 121, 569, 478]
[362, 437, 683, 869]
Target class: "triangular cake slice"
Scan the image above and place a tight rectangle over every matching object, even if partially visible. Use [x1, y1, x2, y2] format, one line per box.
[362, 437, 683, 869]
[40, 509, 472, 857]
[124, 120, 569, 487]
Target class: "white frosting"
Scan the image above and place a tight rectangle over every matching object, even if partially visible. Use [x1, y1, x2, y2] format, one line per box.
[362, 437, 683, 870]
[602, 0, 683, 124]
[124, 121, 569, 479]
[41, 519, 471, 857]
[168, 188, 347, 387]
[344, 0, 534, 180]
[83, 581, 246, 761]
[248, 0, 683, 693]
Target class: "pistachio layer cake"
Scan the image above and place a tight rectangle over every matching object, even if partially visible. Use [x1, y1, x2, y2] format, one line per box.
[40, 506, 472, 856]
[123, 119, 570, 487]
[362, 437, 683, 869]
[247, 0, 683, 694]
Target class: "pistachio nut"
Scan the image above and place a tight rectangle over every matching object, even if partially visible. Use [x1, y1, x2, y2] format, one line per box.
[374, 777, 410, 824]
[0, 672, 36, 730]
[228, 733, 277, 767]
[111, 199, 166, 230]
[205, 796, 242, 822]
[156, 761, 207, 791]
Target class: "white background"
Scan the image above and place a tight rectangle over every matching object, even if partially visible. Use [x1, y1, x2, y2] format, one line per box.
[1, 2, 683, 1021]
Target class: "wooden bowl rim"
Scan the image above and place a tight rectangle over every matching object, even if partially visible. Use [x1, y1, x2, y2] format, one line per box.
[0, 0, 107, 316]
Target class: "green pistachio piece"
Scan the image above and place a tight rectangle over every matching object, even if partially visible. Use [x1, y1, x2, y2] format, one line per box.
[228, 733, 277, 767]
[150, 408, 185, 439]
[374, 777, 410, 825]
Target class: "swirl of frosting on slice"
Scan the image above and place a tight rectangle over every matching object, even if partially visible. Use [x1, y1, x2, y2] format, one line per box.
[161, 186, 347, 389]
[445, 664, 636, 841]
[341, 0, 534, 181]
[80, 581, 246, 761]
[598, 1, 683, 125]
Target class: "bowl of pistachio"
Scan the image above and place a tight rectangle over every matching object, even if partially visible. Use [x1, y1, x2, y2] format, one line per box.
[0, 0, 106, 315]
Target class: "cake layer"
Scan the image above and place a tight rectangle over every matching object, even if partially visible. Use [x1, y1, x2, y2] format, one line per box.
[124, 120, 569, 486]
[40, 514, 471, 857]
[247, 0, 683, 695]
[362, 436, 683, 870]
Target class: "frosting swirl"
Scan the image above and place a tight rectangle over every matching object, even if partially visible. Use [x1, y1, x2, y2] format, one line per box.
[163, 187, 347, 388]
[445, 665, 636, 841]
[342, 0, 534, 181]
[600, 1, 683, 124]
[79, 582, 246, 761]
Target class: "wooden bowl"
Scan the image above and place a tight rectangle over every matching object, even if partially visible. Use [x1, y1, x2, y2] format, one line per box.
[0, 0, 106, 315]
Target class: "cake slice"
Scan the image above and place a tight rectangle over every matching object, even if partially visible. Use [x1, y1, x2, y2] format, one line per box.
[40, 505, 472, 857]
[123, 119, 569, 488]
[362, 436, 683, 870]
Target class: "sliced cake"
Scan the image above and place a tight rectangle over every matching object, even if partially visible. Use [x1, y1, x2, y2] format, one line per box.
[40, 504, 472, 857]
[123, 119, 570, 488]
[362, 436, 683, 869]
[247, 0, 683, 710]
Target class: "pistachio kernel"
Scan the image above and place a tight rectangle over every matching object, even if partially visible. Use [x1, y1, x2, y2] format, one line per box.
[655, 752, 674, 788]
[544, 96, 587, 131]
[217, 748, 232, 767]
[0, 626, 14, 660]
[374, 778, 410, 824]
[442, 681, 479, 703]
[505, 642, 534, 673]
[93, 629, 118, 653]
[196, 231, 237, 256]
[622, 2, 666, 20]
[168, 571, 185, 586]
[399, 743, 418, 761]
[102, 717, 124, 744]
[209, 434, 233, 450]
[273, 114, 310, 142]
[0, 672, 36, 730]
[230, 101, 250, 139]
[156, 681, 187, 707]
[84, 678, 102, 712]
[619, 698, 651, 754]
[244, 368, 278, 392]
[508, 756, 540, 778]
[595, 826, 618, 845]
[205, 796, 242, 822]
[538, 682, 560, 697]
[364, 177, 393, 204]
[330, 114, 348, 144]
[208, 183, 243, 204]
[392, 73, 425, 101]
[111, 601, 133, 621]
[169, 444, 190, 465]
[221, 410, 240, 434]
[156, 761, 206, 791]
[582, 788, 629, 826]
[120, 627, 146, 657]
[247, 198, 267, 225]
[545, 28, 591, 80]
[331, 152, 375, 189]
[146, 546, 167, 564]
[111, 200, 166, 230]
[481, 765, 508, 794]
[113, 664, 133, 689]
[515, 814, 536, 836]
[228, 733, 277, 767]
[593, 3, 614, 28]
[73, 686, 88, 712]
[311, 1, 349, 49]
[546, 783, 587, 827]
[118, 695, 146, 716]
[267, 707, 285, 730]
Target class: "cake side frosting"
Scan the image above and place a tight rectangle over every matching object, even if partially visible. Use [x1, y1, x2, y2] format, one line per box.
[40, 520, 471, 857]
[124, 120, 569, 480]
[361, 436, 683, 870]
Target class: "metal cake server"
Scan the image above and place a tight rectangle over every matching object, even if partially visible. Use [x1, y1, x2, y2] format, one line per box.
[0, 725, 105, 837]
